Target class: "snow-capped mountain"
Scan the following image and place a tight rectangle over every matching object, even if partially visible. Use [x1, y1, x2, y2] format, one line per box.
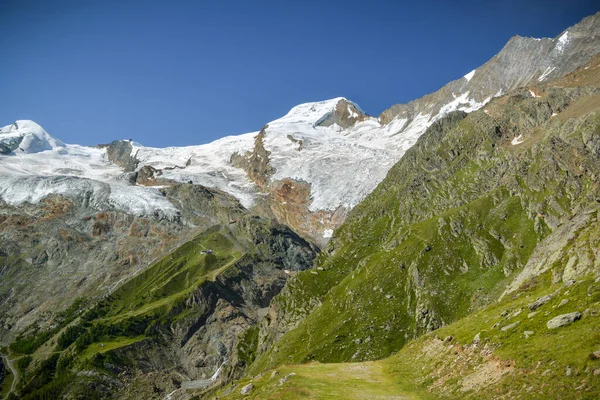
[1, 12, 598, 245]
[0, 120, 180, 219]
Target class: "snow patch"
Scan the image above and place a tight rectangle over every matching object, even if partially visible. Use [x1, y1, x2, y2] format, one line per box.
[538, 66, 556, 82]
[511, 135, 524, 145]
[436, 91, 491, 118]
[464, 70, 476, 82]
[272, 97, 350, 127]
[555, 31, 569, 53]
[323, 229, 334, 238]
[347, 104, 358, 118]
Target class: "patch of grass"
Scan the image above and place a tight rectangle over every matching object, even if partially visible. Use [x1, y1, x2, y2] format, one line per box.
[102, 229, 243, 320]
[79, 336, 146, 360]
[212, 361, 428, 400]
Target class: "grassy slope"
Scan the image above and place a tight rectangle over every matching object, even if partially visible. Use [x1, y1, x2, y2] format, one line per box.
[214, 274, 600, 399]
[11, 226, 246, 399]
[101, 227, 243, 321]
[235, 58, 600, 397]
[250, 188, 544, 372]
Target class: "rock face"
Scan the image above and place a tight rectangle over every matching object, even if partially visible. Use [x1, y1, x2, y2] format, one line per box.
[231, 126, 274, 189]
[316, 98, 367, 129]
[0, 183, 245, 339]
[547, 312, 581, 329]
[104, 140, 139, 172]
[134, 165, 164, 186]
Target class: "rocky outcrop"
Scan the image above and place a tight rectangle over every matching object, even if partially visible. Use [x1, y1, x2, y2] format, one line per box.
[231, 127, 274, 190]
[134, 165, 164, 186]
[266, 178, 347, 247]
[546, 312, 581, 329]
[103, 140, 139, 172]
[315, 98, 367, 129]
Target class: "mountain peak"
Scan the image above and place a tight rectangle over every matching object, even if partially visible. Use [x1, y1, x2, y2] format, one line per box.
[269, 97, 366, 129]
[0, 120, 64, 154]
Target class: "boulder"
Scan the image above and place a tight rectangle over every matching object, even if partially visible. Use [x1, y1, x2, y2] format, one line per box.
[558, 299, 569, 307]
[529, 295, 552, 311]
[501, 321, 520, 331]
[240, 383, 254, 395]
[546, 312, 581, 329]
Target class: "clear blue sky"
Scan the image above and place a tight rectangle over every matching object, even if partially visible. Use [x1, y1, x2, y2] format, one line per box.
[1, 0, 597, 147]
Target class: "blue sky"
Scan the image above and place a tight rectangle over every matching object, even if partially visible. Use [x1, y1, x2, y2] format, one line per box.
[1, 0, 598, 147]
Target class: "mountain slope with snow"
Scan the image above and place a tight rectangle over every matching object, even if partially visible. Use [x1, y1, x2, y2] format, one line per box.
[0, 13, 598, 244]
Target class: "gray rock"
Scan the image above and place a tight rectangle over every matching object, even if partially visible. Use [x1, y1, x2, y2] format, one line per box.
[558, 299, 569, 307]
[103, 140, 139, 172]
[316, 98, 367, 129]
[564, 279, 576, 287]
[546, 312, 581, 329]
[524, 330, 534, 338]
[529, 295, 552, 311]
[240, 383, 254, 395]
[279, 372, 296, 386]
[501, 321, 520, 331]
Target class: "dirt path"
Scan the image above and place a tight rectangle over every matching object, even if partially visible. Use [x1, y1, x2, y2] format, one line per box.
[264, 361, 417, 399]
[1, 353, 18, 399]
